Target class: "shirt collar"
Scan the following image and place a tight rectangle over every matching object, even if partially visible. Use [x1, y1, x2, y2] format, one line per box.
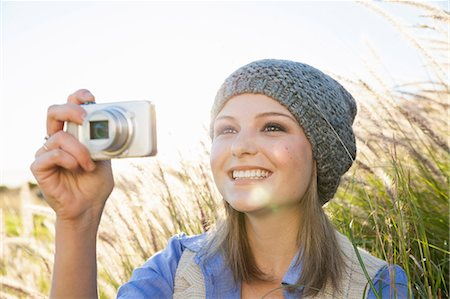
[281, 250, 304, 295]
[180, 233, 207, 252]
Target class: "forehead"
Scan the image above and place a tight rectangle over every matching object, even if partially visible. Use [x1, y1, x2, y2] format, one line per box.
[216, 93, 291, 117]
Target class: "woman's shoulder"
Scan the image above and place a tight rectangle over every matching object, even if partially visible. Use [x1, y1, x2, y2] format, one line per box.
[368, 264, 409, 298]
[137, 232, 208, 268]
[333, 231, 410, 298]
[116, 232, 208, 299]
[335, 231, 386, 270]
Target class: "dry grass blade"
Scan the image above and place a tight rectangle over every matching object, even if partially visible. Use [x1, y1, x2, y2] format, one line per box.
[0, 277, 45, 298]
[358, 0, 448, 86]
[386, 0, 450, 23]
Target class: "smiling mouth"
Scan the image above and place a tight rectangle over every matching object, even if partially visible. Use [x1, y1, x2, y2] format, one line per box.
[231, 169, 272, 180]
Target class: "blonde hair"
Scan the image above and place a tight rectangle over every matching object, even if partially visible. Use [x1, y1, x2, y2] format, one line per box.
[207, 162, 345, 297]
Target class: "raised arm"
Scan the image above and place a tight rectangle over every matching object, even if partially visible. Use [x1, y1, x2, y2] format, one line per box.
[30, 89, 114, 299]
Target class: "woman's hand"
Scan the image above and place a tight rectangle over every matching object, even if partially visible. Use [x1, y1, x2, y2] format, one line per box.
[30, 89, 114, 228]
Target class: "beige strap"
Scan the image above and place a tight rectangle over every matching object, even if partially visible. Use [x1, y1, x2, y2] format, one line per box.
[173, 249, 206, 298]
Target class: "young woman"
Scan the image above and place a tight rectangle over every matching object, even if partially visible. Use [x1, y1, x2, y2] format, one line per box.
[31, 59, 408, 298]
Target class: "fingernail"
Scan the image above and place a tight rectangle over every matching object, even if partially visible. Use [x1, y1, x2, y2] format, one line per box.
[83, 90, 95, 102]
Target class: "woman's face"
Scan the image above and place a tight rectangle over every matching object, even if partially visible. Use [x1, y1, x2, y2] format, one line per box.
[210, 94, 314, 214]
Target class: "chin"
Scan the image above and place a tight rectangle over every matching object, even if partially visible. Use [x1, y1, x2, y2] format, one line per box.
[224, 194, 272, 213]
[228, 203, 263, 213]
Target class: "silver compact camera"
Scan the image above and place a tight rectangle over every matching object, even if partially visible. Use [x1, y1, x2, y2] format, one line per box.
[66, 101, 157, 160]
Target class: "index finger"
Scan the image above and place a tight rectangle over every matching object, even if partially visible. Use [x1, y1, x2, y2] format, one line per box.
[46, 89, 96, 136]
[47, 103, 87, 136]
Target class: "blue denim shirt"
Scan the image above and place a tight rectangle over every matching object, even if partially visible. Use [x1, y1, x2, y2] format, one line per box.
[117, 233, 409, 298]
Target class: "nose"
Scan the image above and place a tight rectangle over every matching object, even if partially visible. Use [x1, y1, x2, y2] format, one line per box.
[231, 130, 257, 158]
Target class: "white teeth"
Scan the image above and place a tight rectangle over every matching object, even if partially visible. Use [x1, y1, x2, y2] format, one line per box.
[232, 169, 270, 180]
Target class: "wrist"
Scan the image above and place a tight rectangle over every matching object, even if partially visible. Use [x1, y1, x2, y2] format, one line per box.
[55, 207, 104, 235]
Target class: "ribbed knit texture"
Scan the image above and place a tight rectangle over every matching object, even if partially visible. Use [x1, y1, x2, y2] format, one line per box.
[173, 250, 205, 299]
[210, 59, 357, 204]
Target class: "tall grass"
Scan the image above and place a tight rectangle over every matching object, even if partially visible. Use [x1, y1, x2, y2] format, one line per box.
[1, 1, 448, 298]
[328, 77, 449, 298]
[327, 2, 449, 297]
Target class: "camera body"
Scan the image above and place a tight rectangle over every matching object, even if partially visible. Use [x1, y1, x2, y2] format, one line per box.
[66, 101, 157, 160]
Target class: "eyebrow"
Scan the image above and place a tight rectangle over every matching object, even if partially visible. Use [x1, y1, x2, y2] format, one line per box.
[216, 112, 297, 123]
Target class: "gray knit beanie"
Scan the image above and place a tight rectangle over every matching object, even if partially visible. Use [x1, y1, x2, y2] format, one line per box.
[210, 59, 357, 205]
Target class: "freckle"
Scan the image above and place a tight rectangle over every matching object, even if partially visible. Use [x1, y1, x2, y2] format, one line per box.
[284, 147, 293, 160]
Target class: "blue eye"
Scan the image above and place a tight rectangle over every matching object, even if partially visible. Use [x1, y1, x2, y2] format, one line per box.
[263, 122, 285, 132]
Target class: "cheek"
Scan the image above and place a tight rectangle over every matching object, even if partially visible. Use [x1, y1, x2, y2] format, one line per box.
[272, 141, 313, 200]
[272, 140, 313, 175]
[210, 141, 226, 177]
[272, 143, 301, 166]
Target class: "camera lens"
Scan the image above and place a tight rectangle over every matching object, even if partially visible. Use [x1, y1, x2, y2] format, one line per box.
[83, 105, 132, 156]
[90, 120, 109, 140]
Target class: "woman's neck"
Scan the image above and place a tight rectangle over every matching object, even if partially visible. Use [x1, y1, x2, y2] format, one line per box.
[244, 205, 301, 281]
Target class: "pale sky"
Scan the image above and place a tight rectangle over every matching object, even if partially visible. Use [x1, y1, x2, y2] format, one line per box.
[1, 0, 446, 186]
